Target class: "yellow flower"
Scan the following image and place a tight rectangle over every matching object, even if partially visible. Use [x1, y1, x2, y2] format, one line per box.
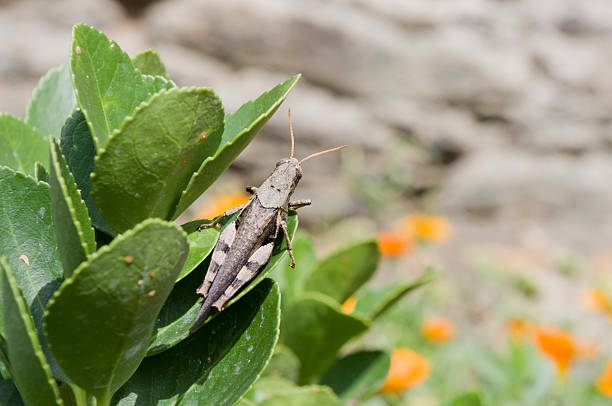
[196, 192, 249, 220]
[597, 360, 612, 397]
[421, 316, 455, 343]
[377, 231, 412, 257]
[400, 214, 451, 243]
[341, 297, 357, 314]
[380, 348, 430, 394]
[583, 288, 612, 314]
[532, 326, 577, 375]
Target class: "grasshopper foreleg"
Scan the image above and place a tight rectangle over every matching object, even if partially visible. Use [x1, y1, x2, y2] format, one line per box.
[278, 211, 296, 268]
[197, 203, 246, 231]
[289, 199, 311, 210]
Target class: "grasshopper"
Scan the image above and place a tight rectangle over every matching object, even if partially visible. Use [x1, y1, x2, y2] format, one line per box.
[190, 111, 345, 333]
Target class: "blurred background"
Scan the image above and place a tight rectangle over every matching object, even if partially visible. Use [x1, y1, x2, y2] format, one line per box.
[3, 0, 612, 404]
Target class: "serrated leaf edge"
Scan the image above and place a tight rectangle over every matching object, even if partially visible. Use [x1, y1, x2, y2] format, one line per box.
[43, 218, 188, 321]
[43, 218, 188, 395]
[70, 23, 144, 150]
[90, 87, 224, 225]
[0, 114, 47, 176]
[25, 64, 75, 135]
[0, 257, 64, 405]
[49, 138, 96, 264]
[171, 74, 301, 218]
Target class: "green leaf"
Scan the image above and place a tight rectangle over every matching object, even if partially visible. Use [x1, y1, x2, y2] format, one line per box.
[172, 74, 300, 217]
[132, 49, 167, 78]
[319, 350, 390, 400]
[71, 24, 158, 148]
[1, 258, 63, 406]
[272, 231, 316, 310]
[49, 138, 95, 278]
[0, 114, 47, 177]
[25, 64, 76, 138]
[60, 109, 114, 236]
[354, 267, 435, 319]
[35, 162, 49, 183]
[176, 220, 220, 282]
[44, 219, 189, 403]
[443, 392, 482, 406]
[281, 293, 370, 384]
[244, 377, 342, 406]
[261, 345, 300, 383]
[114, 279, 280, 406]
[0, 167, 64, 376]
[304, 239, 380, 304]
[146, 211, 297, 354]
[91, 87, 225, 233]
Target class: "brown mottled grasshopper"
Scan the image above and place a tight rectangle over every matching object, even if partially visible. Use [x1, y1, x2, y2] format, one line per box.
[190, 111, 345, 333]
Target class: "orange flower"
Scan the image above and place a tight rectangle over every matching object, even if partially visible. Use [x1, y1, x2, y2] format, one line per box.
[532, 326, 577, 375]
[377, 231, 411, 257]
[400, 214, 451, 243]
[196, 192, 249, 220]
[597, 361, 612, 397]
[421, 316, 455, 343]
[380, 348, 430, 393]
[506, 318, 532, 341]
[341, 297, 357, 314]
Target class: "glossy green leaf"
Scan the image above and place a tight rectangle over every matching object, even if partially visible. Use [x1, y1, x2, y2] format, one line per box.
[0, 376, 23, 406]
[71, 24, 158, 148]
[146, 211, 297, 354]
[176, 220, 220, 282]
[0, 114, 47, 177]
[304, 239, 380, 304]
[1, 258, 63, 406]
[272, 231, 316, 310]
[281, 293, 370, 384]
[114, 279, 280, 406]
[60, 109, 114, 236]
[261, 345, 300, 382]
[0, 167, 64, 377]
[44, 219, 188, 403]
[91, 87, 225, 232]
[243, 377, 342, 406]
[172, 74, 300, 217]
[25, 64, 76, 138]
[319, 350, 390, 400]
[49, 138, 95, 278]
[354, 268, 435, 319]
[132, 49, 167, 78]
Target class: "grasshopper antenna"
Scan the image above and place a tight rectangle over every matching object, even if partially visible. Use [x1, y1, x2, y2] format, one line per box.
[299, 145, 347, 164]
[288, 109, 295, 158]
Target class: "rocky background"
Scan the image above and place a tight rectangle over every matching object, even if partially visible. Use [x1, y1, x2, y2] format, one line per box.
[2, 0, 612, 340]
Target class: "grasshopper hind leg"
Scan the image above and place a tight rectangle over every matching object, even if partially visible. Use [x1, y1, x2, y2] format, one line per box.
[211, 241, 275, 311]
